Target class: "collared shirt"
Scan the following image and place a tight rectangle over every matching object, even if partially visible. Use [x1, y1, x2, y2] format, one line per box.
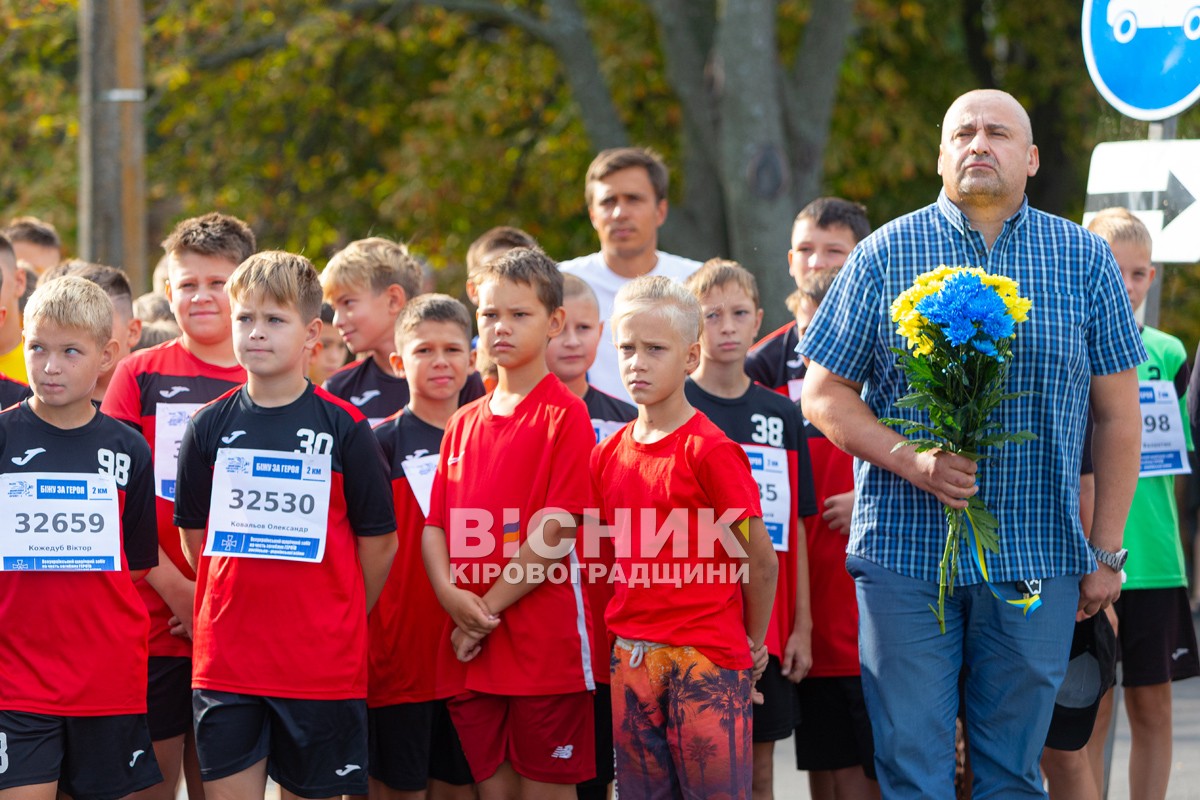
[800, 191, 1146, 583]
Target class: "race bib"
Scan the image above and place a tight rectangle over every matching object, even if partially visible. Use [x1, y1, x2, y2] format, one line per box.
[154, 403, 203, 500]
[0, 472, 122, 571]
[204, 448, 332, 563]
[1139, 381, 1191, 477]
[592, 418, 626, 444]
[401, 451, 438, 517]
[742, 444, 792, 551]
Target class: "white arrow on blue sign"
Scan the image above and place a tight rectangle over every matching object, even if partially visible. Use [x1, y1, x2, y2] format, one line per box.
[1083, 0, 1200, 121]
[1084, 141, 1200, 263]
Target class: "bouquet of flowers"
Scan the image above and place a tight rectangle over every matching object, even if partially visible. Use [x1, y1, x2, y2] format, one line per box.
[882, 266, 1035, 632]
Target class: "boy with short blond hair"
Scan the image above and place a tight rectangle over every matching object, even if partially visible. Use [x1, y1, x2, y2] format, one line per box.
[324, 237, 484, 424]
[174, 251, 398, 798]
[423, 248, 597, 800]
[0, 276, 163, 797]
[101, 212, 254, 800]
[1084, 207, 1198, 800]
[369, 294, 477, 800]
[545, 272, 634, 800]
[43, 261, 143, 401]
[590, 274, 779, 799]
[682, 260, 817, 800]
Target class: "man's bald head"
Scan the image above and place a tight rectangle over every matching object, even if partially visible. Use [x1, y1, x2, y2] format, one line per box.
[938, 89, 1039, 218]
[941, 90, 1034, 147]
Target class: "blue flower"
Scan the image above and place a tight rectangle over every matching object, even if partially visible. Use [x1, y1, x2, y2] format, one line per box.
[916, 273, 1013, 356]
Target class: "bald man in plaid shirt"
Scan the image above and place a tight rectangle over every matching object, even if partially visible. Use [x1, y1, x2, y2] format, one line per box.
[800, 89, 1145, 798]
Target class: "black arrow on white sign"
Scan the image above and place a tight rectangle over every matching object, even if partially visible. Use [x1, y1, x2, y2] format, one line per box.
[1085, 171, 1196, 227]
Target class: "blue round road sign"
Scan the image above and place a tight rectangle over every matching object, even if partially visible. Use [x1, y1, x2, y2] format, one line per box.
[1083, 0, 1200, 120]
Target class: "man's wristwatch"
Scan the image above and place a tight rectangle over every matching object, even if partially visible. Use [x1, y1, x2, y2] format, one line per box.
[1089, 543, 1128, 572]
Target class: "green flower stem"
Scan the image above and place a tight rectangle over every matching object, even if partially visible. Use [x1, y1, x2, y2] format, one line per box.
[932, 508, 964, 634]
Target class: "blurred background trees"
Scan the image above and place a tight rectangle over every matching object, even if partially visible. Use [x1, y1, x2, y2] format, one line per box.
[2, 0, 1198, 332]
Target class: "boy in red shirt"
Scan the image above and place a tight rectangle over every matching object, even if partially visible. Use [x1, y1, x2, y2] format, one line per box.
[590, 275, 779, 799]
[422, 248, 597, 799]
[101, 212, 255, 800]
[545, 272, 636, 800]
[682, 260, 817, 799]
[369, 294, 477, 799]
[174, 251, 397, 798]
[100, 212, 255, 800]
[0, 277, 162, 797]
[322, 237, 484, 425]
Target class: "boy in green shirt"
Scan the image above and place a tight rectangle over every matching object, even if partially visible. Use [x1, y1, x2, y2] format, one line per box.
[1086, 207, 1198, 800]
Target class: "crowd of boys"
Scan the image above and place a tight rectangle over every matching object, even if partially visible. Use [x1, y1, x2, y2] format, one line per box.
[1, 88, 1197, 800]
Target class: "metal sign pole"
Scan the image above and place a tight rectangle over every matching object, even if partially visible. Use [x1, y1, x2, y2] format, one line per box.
[1142, 118, 1179, 329]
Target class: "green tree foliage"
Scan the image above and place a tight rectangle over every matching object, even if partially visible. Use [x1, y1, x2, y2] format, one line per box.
[2, 0, 1198, 334]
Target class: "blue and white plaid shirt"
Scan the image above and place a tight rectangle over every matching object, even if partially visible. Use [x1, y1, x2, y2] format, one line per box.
[801, 191, 1146, 583]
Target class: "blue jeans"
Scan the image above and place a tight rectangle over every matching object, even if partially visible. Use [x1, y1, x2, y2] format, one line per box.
[847, 555, 1080, 799]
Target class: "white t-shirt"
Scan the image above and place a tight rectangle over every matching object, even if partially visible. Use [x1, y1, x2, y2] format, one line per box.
[559, 251, 701, 399]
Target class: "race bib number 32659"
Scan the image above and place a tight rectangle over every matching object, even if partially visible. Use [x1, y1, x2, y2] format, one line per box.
[205, 448, 332, 563]
[0, 472, 121, 571]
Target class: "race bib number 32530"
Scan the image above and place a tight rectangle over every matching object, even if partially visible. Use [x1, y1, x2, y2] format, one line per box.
[0, 472, 121, 571]
[205, 448, 332, 563]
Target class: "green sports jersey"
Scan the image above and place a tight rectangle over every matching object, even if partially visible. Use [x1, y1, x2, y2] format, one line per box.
[1123, 326, 1191, 589]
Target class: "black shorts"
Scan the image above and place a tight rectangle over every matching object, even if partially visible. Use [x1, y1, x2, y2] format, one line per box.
[192, 689, 368, 796]
[794, 676, 877, 778]
[752, 655, 800, 742]
[367, 700, 473, 791]
[146, 656, 193, 741]
[1114, 587, 1200, 687]
[576, 683, 614, 797]
[0, 710, 162, 799]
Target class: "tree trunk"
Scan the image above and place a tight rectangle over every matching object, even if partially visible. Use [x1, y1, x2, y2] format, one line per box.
[714, 0, 797, 327]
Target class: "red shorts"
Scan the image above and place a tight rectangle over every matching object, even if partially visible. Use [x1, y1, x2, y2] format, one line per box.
[446, 691, 595, 784]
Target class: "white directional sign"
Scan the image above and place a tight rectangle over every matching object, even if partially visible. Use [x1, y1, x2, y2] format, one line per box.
[1084, 140, 1200, 264]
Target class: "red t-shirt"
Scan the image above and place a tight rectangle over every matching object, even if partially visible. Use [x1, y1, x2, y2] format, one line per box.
[101, 338, 246, 658]
[0, 403, 157, 715]
[368, 409, 453, 706]
[425, 374, 596, 697]
[803, 424, 861, 676]
[590, 411, 763, 670]
[683, 380, 817, 660]
[174, 385, 396, 700]
[581, 385, 637, 685]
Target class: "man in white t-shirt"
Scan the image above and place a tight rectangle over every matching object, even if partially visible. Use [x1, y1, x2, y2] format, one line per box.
[559, 147, 701, 398]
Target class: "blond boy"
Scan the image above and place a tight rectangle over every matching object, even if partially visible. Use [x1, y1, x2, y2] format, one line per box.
[683, 260, 816, 800]
[175, 251, 397, 798]
[0, 277, 162, 798]
[1081, 208, 1198, 800]
[591, 275, 778, 798]
[323, 237, 483, 424]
